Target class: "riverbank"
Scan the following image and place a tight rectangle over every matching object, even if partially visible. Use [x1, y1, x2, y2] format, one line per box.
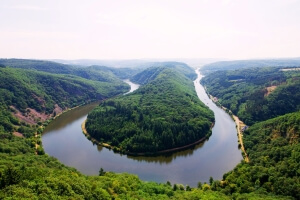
[232, 115, 249, 162]
[207, 93, 250, 163]
[82, 119, 212, 156]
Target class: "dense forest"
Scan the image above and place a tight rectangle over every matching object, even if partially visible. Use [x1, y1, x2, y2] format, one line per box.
[0, 59, 298, 199]
[0, 67, 128, 114]
[201, 67, 300, 125]
[131, 62, 197, 85]
[0, 58, 135, 83]
[86, 66, 214, 153]
[214, 111, 300, 199]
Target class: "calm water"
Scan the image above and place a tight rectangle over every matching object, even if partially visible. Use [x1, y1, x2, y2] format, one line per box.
[42, 70, 242, 186]
[123, 79, 140, 95]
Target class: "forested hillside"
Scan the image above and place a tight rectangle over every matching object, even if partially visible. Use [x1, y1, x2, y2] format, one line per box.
[86, 66, 214, 153]
[201, 67, 300, 125]
[214, 112, 300, 199]
[0, 61, 129, 147]
[131, 62, 196, 85]
[85, 65, 143, 79]
[0, 58, 133, 83]
[0, 67, 128, 119]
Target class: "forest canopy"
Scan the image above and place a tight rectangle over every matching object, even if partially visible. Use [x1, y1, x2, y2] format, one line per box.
[201, 67, 300, 125]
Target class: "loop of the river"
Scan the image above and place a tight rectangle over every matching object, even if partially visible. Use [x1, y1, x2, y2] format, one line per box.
[42, 69, 242, 187]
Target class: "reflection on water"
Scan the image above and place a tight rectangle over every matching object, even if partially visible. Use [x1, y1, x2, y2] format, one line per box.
[125, 140, 207, 164]
[43, 102, 100, 134]
[42, 72, 242, 187]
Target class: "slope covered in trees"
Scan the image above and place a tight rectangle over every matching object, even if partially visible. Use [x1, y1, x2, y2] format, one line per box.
[131, 62, 196, 85]
[0, 67, 128, 115]
[214, 111, 300, 199]
[0, 58, 133, 83]
[201, 67, 300, 125]
[86, 66, 214, 153]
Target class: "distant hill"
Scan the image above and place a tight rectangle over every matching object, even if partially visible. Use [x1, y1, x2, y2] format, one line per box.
[201, 58, 300, 74]
[131, 62, 196, 85]
[50, 59, 155, 68]
[0, 58, 134, 81]
[0, 59, 74, 74]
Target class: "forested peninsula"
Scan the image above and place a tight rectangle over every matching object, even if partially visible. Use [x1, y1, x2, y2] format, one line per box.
[85, 66, 214, 154]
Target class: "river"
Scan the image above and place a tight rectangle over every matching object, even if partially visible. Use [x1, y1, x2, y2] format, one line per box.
[42, 69, 242, 187]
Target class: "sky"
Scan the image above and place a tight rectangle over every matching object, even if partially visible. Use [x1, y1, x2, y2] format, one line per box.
[1, 0, 300, 60]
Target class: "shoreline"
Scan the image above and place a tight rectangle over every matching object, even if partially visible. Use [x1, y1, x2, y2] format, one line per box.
[232, 115, 250, 162]
[207, 93, 250, 163]
[82, 119, 211, 156]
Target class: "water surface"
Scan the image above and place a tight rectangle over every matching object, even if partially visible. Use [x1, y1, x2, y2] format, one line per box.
[42, 72, 242, 186]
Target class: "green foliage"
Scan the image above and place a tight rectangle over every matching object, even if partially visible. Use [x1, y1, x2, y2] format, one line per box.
[99, 168, 105, 176]
[202, 67, 300, 125]
[0, 67, 128, 116]
[216, 112, 300, 199]
[87, 65, 143, 79]
[86, 67, 214, 153]
[131, 62, 197, 84]
[0, 146, 242, 200]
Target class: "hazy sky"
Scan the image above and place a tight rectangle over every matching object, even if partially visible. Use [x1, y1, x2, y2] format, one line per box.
[1, 0, 300, 60]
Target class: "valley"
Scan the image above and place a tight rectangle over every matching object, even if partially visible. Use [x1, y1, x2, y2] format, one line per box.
[0, 59, 299, 199]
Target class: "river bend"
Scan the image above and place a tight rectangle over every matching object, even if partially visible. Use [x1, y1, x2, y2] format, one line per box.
[42, 70, 242, 186]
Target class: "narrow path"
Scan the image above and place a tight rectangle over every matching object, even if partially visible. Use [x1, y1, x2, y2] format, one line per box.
[232, 115, 249, 163]
[35, 131, 38, 155]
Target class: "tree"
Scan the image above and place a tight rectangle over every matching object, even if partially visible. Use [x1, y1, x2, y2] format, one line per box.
[186, 185, 191, 191]
[197, 182, 202, 189]
[99, 167, 105, 176]
[209, 176, 214, 185]
[1, 165, 21, 188]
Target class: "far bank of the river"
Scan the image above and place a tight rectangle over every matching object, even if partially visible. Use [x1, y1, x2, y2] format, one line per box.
[206, 93, 249, 163]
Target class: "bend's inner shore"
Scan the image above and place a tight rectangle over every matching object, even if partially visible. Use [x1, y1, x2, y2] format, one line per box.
[82, 119, 212, 156]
